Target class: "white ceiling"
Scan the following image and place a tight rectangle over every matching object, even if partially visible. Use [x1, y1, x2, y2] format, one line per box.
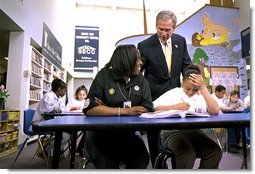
[76, 0, 210, 14]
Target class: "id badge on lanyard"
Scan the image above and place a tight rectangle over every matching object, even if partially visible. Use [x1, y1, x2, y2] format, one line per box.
[123, 100, 132, 108]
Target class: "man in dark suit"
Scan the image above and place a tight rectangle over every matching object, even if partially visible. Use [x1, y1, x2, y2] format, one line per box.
[138, 10, 191, 167]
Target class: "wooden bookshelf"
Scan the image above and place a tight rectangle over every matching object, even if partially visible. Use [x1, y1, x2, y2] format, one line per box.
[29, 46, 65, 109]
[0, 110, 20, 158]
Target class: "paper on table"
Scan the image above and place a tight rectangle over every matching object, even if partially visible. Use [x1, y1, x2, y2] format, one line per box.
[140, 110, 210, 118]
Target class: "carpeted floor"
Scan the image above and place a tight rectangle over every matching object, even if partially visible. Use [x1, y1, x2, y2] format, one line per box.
[0, 131, 250, 170]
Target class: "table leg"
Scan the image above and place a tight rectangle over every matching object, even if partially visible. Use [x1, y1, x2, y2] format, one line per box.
[52, 131, 62, 169]
[241, 127, 247, 169]
[70, 131, 77, 169]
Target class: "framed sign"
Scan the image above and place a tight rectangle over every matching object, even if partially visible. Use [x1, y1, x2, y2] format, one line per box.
[74, 26, 99, 72]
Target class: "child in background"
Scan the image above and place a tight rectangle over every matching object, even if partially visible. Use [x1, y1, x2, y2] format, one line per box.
[223, 90, 244, 112]
[211, 85, 227, 111]
[32, 78, 70, 158]
[66, 85, 88, 111]
[223, 90, 244, 153]
[244, 90, 250, 108]
[65, 85, 88, 156]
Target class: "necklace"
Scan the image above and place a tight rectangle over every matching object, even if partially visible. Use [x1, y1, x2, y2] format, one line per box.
[117, 82, 131, 101]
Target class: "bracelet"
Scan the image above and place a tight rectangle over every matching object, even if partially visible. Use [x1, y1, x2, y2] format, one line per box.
[118, 107, 120, 117]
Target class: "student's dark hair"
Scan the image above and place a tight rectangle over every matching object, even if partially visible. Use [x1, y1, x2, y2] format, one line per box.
[183, 64, 201, 81]
[215, 85, 226, 92]
[74, 85, 88, 99]
[104, 44, 139, 78]
[51, 78, 66, 92]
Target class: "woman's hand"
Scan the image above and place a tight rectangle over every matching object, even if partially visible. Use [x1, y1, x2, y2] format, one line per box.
[125, 106, 148, 115]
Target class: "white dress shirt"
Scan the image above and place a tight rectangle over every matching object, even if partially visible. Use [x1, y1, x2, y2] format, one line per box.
[33, 91, 65, 122]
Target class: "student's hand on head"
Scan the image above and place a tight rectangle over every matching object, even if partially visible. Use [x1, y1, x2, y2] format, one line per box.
[189, 73, 205, 89]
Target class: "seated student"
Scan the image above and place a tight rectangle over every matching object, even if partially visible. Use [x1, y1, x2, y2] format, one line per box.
[153, 64, 222, 169]
[82, 44, 153, 169]
[211, 85, 227, 110]
[223, 90, 245, 153]
[66, 85, 88, 156]
[66, 85, 88, 111]
[33, 78, 70, 158]
[244, 90, 250, 108]
[0, 82, 5, 91]
[222, 90, 244, 112]
[243, 92, 250, 145]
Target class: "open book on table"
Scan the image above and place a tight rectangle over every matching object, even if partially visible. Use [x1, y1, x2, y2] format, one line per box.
[140, 110, 210, 119]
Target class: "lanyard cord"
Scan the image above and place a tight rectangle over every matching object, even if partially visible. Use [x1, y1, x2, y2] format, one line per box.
[117, 82, 131, 101]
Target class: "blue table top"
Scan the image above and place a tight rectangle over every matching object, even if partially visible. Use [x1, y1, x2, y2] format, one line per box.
[33, 112, 250, 132]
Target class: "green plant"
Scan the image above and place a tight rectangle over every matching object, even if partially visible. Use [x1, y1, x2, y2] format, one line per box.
[0, 90, 10, 102]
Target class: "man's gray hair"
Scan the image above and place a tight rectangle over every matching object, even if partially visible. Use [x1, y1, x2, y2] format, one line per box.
[156, 10, 177, 28]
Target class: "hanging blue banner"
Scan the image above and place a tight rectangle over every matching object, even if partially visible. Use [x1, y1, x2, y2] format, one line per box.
[74, 26, 99, 72]
[42, 22, 62, 69]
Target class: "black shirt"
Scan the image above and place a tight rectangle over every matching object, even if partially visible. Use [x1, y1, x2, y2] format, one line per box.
[83, 67, 153, 114]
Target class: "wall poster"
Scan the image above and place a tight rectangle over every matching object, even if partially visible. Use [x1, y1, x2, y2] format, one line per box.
[74, 26, 99, 72]
[210, 66, 240, 96]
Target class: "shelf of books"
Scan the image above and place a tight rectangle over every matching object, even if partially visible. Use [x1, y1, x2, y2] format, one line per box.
[29, 46, 65, 108]
[0, 110, 20, 158]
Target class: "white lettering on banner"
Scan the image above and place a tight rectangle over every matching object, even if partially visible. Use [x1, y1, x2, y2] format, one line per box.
[75, 59, 97, 63]
[77, 45, 96, 55]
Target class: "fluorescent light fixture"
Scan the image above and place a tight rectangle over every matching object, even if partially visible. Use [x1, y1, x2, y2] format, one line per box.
[4, 57, 8, 60]
[246, 65, 250, 70]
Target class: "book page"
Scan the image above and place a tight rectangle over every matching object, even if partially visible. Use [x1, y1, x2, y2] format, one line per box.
[140, 110, 182, 118]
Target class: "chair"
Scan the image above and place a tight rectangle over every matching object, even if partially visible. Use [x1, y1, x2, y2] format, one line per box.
[11, 109, 50, 167]
[154, 131, 176, 169]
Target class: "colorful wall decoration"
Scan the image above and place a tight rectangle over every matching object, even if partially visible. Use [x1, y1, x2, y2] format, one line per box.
[175, 5, 248, 99]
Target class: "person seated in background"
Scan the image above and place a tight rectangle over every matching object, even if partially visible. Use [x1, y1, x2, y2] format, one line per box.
[153, 64, 222, 169]
[243, 91, 250, 145]
[0, 82, 5, 91]
[211, 85, 227, 111]
[222, 90, 244, 112]
[222, 90, 244, 153]
[66, 85, 88, 111]
[0, 82, 6, 109]
[32, 78, 70, 158]
[66, 85, 88, 157]
[244, 90, 250, 108]
[82, 44, 153, 169]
